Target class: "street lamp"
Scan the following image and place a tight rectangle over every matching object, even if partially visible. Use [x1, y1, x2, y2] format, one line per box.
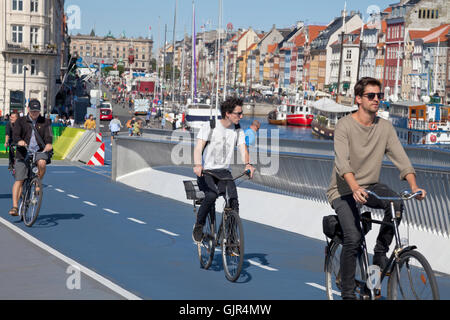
[23, 66, 29, 111]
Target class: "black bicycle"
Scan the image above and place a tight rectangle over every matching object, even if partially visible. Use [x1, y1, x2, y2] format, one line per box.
[17, 147, 43, 227]
[184, 170, 250, 282]
[324, 190, 440, 300]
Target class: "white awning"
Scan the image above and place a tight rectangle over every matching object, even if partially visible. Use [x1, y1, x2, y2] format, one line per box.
[312, 98, 358, 113]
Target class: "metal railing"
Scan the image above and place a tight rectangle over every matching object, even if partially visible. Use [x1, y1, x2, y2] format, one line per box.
[112, 135, 450, 238]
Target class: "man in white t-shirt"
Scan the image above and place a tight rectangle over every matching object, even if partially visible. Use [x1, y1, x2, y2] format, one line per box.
[192, 98, 255, 242]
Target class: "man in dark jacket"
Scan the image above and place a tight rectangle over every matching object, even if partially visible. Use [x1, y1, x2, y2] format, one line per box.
[5, 112, 19, 170]
[9, 100, 53, 216]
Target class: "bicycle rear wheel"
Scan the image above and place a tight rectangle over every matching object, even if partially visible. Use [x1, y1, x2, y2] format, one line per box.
[197, 210, 216, 270]
[22, 177, 42, 227]
[324, 240, 366, 300]
[221, 210, 244, 282]
[387, 250, 440, 300]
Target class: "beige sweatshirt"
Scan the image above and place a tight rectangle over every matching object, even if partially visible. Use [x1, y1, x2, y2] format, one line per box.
[327, 114, 416, 204]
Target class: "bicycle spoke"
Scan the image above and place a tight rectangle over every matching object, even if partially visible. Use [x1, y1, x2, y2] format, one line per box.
[389, 251, 439, 300]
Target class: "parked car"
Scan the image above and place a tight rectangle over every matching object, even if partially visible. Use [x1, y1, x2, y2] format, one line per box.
[99, 108, 113, 120]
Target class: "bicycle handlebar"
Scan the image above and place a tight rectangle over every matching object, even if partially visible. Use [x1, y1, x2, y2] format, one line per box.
[202, 170, 251, 181]
[365, 189, 423, 202]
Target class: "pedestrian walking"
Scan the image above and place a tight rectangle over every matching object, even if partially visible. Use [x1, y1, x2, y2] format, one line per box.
[109, 115, 122, 145]
[244, 120, 261, 147]
[126, 116, 136, 136]
[83, 114, 96, 130]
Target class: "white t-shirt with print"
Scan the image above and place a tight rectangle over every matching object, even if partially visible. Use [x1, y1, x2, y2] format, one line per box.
[197, 121, 245, 170]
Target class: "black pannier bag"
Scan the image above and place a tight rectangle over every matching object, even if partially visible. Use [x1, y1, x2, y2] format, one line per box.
[323, 215, 343, 242]
[323, 212, 373, 243]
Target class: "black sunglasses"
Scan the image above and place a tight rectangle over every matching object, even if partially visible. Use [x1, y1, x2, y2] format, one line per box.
[231, 112, 244, 116]
[362, 92, 384, 100]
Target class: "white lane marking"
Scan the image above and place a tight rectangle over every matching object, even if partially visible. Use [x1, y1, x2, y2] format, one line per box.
[67, 194, 79, 199]
[83, 201, 97, 207]
[306, 282, 341, 297]
[0, 217, 142, 300]
[156, 229, 179, 237]
[247, 259, 279, 271]
[47, 184, 53, 188]
[103, 208, 119, 215]
[55, 188, 65, 193]
[190, 243, 279, 272]
[127, 218, 146, 225]
[51, 171, 76, 174]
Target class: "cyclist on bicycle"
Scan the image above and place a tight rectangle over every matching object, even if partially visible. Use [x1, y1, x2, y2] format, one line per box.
[9, 99, 53, 216]
[192, 97, 255, 242]
[326, 77, 426, 300]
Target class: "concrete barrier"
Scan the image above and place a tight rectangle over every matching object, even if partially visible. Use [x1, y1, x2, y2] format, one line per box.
[52, 127, 86, 160]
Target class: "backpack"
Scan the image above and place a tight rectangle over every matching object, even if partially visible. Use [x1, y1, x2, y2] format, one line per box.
[126, 120, 132, 128]
[202, 119, 241, 154]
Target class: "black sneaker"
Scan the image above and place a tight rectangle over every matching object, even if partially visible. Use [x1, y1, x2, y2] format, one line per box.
[373, 253, 389, 270]
[192, 224, 204, 242]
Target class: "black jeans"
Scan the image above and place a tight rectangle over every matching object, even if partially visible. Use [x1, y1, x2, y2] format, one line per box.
[331, 183, 404, 299]
[196, 169, 239, 226]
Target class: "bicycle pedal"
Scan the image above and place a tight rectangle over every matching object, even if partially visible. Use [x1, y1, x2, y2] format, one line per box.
[375, 289, 382, 300]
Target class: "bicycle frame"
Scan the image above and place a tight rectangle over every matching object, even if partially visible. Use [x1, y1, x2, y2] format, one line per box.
[356, 190, 423, 299]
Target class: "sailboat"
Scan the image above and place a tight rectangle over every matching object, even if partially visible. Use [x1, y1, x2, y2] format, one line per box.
[184, 0, 220, 130]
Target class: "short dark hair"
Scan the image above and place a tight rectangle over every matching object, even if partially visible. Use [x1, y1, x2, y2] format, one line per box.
[354, 77, 382, 98]
[220, 97, 243, 118]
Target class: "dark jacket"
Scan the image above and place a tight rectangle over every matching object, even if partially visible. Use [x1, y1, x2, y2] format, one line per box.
[12, 115, 53, 160]
[5, 122, 15, 145]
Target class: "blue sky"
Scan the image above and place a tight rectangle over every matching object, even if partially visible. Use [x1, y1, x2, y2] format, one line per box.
[66, 0, 394, 49]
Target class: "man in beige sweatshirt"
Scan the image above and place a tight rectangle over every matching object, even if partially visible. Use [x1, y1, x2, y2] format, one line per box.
[327, 77, 426, 300]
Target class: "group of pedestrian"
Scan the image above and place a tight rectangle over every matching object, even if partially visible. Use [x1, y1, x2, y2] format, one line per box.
[125, 116, 144, 137]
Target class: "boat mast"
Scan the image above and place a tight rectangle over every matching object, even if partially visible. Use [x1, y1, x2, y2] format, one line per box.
[433, 37, 440, 96]
[393, 39, 401, 101]
[336, 2, 346, 102]
[180, 30, 186, 103]
[215, 0, 222, 122]
[191, 0, 196, 102]
[171, 0, 178, 105]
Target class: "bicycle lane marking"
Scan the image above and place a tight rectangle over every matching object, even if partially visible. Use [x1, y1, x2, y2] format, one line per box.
[156, 229, 179, 237]
[49, 184, 284, 275]
[0, 216, 142, 300]
[193, 243, 280, 272]
[104, 208, 120, 215]
[127, 218, 146, 225]
[306, 282, 341, 297]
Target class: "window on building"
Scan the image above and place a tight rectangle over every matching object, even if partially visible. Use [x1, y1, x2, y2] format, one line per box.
[435, 10, 439, 19]
[12, 0, 23, 11]
[30, 27, 38, 45]
[346, 50, 352, 59]
[31, 58, 39, 75]
[30, 0, 38, 12]
[12, 58, 24, 74]
[12, 25, 23, 43]
[345, 66, 351, 78]
[427, 10, 430, 19]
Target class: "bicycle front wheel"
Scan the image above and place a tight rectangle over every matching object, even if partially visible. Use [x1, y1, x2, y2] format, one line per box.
[387, 250, 440, 300]
[221, 211, 244, 282]
[197, 211, 216, 270]
[22, 178, 42, 227]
